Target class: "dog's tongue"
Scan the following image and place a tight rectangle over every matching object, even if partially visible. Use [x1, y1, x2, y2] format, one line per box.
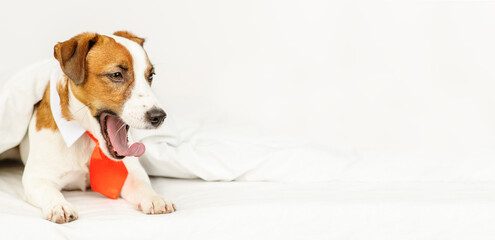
[106, 115, 145, 157]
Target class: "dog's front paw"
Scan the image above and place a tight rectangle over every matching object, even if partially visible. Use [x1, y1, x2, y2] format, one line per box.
[42, 202, 78, 224]
[138, 195, 176, 214]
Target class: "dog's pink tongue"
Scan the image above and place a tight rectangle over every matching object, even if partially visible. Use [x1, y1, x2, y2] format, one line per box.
[106, 115, 145, 157]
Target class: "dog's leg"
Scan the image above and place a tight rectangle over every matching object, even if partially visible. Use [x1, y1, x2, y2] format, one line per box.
[22, 116, 80, 224]
[22, 174, 78, 223]
[121, 157, 176, 214]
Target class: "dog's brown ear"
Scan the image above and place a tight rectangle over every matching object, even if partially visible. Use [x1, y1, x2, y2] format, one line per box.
[113, 31, 145, 46]
[54, 33, 99, 85]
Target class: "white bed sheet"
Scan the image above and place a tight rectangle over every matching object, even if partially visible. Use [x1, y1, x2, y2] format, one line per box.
[1, 161, 495, 240]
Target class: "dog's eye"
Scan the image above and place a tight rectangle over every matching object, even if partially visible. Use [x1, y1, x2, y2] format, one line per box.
[108, 72, 124, 82]
[148, 72, 155, 83]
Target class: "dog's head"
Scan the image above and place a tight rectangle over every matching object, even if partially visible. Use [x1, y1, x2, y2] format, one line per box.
[54, 31, 165, 159]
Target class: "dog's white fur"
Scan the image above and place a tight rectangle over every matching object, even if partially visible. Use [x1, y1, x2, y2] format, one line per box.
[19, 34, 174, 223]
[114, 35, 162, 130]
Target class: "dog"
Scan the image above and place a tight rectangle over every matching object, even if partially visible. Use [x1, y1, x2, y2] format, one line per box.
[17, 31, 175, 223]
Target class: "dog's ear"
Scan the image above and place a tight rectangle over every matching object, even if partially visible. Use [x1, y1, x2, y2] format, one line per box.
[113, 31, 145, 46]
[54, 33, 99, 85]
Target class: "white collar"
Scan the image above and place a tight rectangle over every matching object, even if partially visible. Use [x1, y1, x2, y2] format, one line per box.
[49, 69, 86, 147]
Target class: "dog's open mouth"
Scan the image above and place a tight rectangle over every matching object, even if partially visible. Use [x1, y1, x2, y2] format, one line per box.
[99, 112, 145, 159]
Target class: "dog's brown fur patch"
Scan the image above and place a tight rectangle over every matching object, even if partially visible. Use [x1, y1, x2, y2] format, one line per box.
[69, 35, 136, 116]
[57, 78, 73, 121]
[54, 33, 99, 85]
[113, 31, 145, 46]
[35, 84, 58, 131]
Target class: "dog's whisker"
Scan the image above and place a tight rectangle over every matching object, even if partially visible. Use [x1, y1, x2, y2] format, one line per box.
[73, 103, 91, 115]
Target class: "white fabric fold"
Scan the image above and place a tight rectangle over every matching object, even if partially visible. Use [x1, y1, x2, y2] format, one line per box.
[0, 59, 56, 154]
[132, 120, 356, 182]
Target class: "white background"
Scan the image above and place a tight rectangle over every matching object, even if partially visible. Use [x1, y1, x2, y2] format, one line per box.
[1, 0, 495, 181]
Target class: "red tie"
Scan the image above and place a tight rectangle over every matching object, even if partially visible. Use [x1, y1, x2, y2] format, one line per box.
[86, 131, 128, 199]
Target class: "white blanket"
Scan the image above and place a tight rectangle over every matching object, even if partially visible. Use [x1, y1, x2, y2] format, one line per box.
[0, 60, 348, 182]
[0, 59, 54, 154]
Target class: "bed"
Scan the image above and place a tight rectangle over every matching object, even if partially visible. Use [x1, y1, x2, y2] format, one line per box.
[2, 160, 495, 239]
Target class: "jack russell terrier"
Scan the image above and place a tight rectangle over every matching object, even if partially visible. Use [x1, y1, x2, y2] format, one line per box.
[17, 31, 175, 223]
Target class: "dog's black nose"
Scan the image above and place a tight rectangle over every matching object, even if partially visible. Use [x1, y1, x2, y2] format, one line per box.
[146, 108, 166, 127]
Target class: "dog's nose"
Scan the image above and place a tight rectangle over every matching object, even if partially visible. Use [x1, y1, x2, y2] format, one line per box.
[146, 108, 166, 127]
